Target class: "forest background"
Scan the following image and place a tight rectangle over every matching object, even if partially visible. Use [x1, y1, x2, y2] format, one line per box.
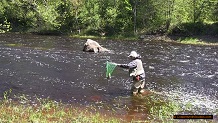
[0, 0, 217, 38]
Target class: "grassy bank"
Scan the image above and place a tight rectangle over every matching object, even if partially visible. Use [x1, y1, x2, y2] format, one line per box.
[0, 90, 217, 122]
[0, 98, 120, 122]
[145, 95, 217, 123]
[0, 90, 120, 122]
[71, 33, 218, 46]
[174, 36, 218, 45]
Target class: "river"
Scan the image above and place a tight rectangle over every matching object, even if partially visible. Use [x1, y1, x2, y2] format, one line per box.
[0, 33, 217, 121]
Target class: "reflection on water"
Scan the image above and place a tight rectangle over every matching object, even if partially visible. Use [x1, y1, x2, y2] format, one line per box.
[0, 33, 217, 120]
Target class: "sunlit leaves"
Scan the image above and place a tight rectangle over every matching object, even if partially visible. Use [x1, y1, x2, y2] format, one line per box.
[0, 0, 217, 35]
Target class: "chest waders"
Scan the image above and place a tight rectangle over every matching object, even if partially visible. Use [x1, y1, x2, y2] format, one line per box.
[129, 59, 145, 95]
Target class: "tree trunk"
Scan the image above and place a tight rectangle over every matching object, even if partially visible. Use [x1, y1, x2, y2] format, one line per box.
[133, 0, 138, 35]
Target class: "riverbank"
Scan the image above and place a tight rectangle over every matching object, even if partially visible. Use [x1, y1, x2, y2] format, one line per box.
[165, 35, 218, 45]
[2, 32, 218, 45]
[1, 92, 217, 123]
[138, 34, 218, 45]
[71, 34, 218, 46]
[0, 96, 120, 122]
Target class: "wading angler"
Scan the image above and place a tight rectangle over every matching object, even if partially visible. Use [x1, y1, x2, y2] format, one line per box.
[117, 51, 146, 96]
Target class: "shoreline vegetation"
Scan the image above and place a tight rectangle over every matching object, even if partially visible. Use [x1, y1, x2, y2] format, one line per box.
[0, 91, 217, 122]
[0, 0, 217, 45]
[0, 99, 120, 122]
[0, 91, 120, 122]
[1, 32, 218, 46]
[71, 34, 218, 45]
[141, 35, 218, 45]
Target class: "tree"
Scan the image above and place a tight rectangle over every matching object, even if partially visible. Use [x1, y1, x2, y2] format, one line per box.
[0, 0, 217, 35]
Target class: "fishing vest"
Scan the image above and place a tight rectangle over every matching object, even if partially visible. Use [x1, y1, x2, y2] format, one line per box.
[129, 59, 144, 77]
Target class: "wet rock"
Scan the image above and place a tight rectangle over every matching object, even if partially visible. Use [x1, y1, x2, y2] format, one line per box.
[83, 39, 110, 53]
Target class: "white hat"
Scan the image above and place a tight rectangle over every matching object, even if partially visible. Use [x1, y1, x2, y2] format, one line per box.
[128, 51, 138, 58]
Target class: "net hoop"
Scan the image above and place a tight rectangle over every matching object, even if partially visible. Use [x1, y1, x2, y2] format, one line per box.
[106, 61, 117, 78]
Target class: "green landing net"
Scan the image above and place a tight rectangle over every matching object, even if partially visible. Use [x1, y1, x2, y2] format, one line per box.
[106, 61, 117, 78]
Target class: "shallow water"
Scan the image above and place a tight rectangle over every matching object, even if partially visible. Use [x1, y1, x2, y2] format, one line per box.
[0, 33, 217, 121]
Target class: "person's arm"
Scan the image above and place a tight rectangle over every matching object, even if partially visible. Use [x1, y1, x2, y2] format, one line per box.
[118, 61, 137, 69]
[118, 64, 129, 69]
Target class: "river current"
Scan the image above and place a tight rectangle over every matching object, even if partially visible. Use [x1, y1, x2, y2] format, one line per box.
[0, 33, 217, 121]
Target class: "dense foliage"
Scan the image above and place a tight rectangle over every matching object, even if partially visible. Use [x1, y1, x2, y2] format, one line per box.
[0, 0, 217, 36]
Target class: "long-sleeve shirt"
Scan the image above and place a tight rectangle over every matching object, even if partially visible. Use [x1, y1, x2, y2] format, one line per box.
[119, 58, 145, 79]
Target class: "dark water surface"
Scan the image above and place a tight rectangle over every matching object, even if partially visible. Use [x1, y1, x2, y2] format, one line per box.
[0, 33, 217, 121]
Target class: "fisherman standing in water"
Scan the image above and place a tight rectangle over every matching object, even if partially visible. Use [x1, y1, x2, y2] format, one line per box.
[117, 51, 145, 96]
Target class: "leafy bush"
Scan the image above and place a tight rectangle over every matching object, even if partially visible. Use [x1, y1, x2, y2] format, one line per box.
[169, 22, 218, 36]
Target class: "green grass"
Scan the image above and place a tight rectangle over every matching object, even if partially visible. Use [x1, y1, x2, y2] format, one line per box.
[140, 94, 182, 123]
[72, 34, 218, 46]
[0, 90, 217, 123]
[130, 93, 217, 123]
[0, 92, 120, 123]
[178, 37, 205, 45]
[177, 37, 218, 45]
[0, 100, 120, 122]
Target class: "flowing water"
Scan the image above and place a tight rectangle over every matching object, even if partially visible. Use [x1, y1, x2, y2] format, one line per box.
[0, 33, 217, 121]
